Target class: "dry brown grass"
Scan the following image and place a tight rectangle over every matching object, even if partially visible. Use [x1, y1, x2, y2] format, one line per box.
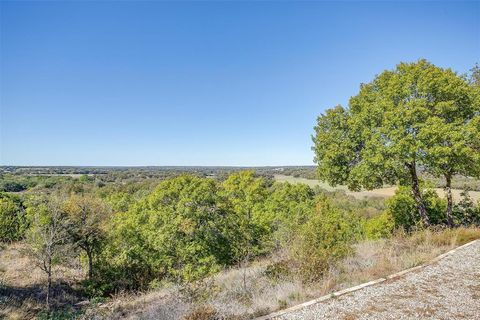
[182, 305, 218, 320]
[274, 175, 480, 202]
[0, 243, 85, 319]
[339, 227, 480, 288]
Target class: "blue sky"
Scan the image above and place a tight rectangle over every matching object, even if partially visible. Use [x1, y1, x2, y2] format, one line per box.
[1, 1, 478, 166]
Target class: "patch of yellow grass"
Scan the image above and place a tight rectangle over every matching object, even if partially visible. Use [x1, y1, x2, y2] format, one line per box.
[339, 227, 480, 287]
[274, 175, 480, 202]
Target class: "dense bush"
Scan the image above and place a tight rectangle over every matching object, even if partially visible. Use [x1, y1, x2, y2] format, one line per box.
[220, 171, 270, 261]
[95, 175, 236, 292]
[386, 186, 447, 231]
[387, 186, 480, 230]
[0, 174, 74, 192]
[87, 172, 414, 293]
[262, 182, 315, 247]
[86, 172, 329, 294]
[0, 193, 27, 242]
[362, 211, 395, 239]
[292, 197, 359, 281]
[452, 191, 480, 226]
[103, 191, 134, 213]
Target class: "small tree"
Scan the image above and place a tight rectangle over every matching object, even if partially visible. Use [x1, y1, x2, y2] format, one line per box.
[293, 197, 358, 281]
[64, 194, 111, 279]
[453, 190, 480, 226]
[25, 196, 70, 310]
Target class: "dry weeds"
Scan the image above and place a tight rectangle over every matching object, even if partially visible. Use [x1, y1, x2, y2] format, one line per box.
[0, 243, 85, 319]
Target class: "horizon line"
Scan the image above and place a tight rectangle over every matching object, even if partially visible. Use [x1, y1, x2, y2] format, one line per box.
[0, 164, 316, 168]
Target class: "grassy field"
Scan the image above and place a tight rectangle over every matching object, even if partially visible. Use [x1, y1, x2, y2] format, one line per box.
[274, 175, 480, 203]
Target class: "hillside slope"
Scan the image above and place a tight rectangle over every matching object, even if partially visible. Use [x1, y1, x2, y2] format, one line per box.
[276, 240, 480, 320]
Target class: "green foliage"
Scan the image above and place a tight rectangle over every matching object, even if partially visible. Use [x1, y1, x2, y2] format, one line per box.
[0, 193, 27, 242]
[104, 191, 134, 213]
[386, 186, 447, 231]
[79, 174, 94, 182]
[453, 190, 480, 226]
[0, 174, 77, 192]
[0, 180, 27, 192]
[220, 171, 269, 260]
[97, 175, 234, 292]
[362, 211, 395, 239]
[262, 182, 315, 246]
[315, 189, 386, 218]
[313, 60, 480, 225]
[25, 196, 71, 267]
[0, 174, 35, 192]
[37, 309, 84, 320]
[293, 197, 359, 281]
[64, 195, 111, 279]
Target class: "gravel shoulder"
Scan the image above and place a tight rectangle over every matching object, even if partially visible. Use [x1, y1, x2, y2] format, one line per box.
[277, 240, 480, 320]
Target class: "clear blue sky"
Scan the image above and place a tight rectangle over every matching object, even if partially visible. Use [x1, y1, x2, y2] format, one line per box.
[1, 1, 478, 166]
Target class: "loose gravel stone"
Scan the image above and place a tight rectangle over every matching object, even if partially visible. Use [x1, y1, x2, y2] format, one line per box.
[278, 241, 480, 320]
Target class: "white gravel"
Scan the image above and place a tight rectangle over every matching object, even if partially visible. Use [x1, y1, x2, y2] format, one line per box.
[278, 240, 480, 320]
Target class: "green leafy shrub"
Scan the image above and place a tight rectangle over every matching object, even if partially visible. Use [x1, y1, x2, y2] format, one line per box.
[261, 182, 315, 248]
[220, 171, 269, 260]
[363, 211, 395, 239]
[292, 197, 359, 281]
[453, 190, 480, 226]
[94, 175, 235, 293]
[104, 191, 134, 213]
[0, 193, 27, 242]
[387, 186, 446, 231]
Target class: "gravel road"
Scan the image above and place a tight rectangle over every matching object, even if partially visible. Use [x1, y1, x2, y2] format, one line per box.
[277, 240, 480, 320]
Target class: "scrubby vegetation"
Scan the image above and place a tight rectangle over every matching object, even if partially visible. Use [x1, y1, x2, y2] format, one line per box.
[1, 60, 479, 319]
[1, 169, 480, 319]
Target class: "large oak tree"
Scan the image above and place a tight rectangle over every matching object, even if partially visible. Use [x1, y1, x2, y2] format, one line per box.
[313, 60, 480, 227]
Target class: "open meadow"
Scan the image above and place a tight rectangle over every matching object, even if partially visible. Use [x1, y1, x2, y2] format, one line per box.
[274, 175, 480, 203]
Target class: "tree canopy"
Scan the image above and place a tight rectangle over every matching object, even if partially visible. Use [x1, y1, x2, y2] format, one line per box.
[313, 60, 480, 226]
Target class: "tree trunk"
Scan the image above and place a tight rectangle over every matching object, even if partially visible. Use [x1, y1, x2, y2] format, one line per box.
[444, 174, 454, 227]
[407, 163, 430, 227]
[46, 261, 52, 311]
